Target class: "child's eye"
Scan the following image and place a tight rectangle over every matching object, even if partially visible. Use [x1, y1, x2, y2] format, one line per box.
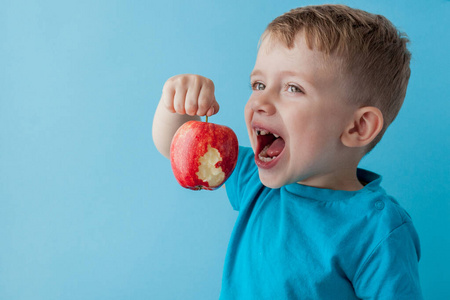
[287, 84, 303, 93]
[251, 82, 266, 91]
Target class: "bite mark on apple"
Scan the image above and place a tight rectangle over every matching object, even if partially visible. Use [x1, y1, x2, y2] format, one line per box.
[196, 144, 225, 187]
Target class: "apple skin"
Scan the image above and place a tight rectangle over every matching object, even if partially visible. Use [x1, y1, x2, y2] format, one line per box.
[170, 120, 239, 191]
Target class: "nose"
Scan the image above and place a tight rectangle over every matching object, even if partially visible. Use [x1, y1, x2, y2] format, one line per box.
[248, 92, 276, 116]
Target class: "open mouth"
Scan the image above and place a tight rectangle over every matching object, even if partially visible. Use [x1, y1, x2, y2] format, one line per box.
[256, 128, 285, 163]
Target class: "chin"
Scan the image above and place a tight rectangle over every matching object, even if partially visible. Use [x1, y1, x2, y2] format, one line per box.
[258, 173, 284, 189]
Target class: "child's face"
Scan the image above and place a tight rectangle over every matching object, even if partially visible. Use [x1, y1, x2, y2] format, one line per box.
[245, 33, 358, 189]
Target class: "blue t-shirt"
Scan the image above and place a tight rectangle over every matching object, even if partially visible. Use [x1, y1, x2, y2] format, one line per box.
[221, 147, 422, 300]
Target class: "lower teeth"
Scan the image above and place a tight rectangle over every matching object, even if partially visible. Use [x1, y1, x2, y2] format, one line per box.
[258, 145, 277, 162]
[259, 156, 276, 162]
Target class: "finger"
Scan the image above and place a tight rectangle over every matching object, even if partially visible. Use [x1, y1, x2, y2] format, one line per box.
[206, 106, 215, 117]
[161, 82, 176, 113]
[184, 79, 201, 116]
[173, 87, 188, 115]
[206, 101, 220, 117]
[197, 81, 216, 116]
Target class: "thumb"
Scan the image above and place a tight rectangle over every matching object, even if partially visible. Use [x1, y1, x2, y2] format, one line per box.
[206, 101, 220, 117]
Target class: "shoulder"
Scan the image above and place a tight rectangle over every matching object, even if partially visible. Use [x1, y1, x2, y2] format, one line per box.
[344, 170, 418, 252]
[357, 169, 414, 232]
[346, 170, 422, 296]
[351, 194, 422, 298]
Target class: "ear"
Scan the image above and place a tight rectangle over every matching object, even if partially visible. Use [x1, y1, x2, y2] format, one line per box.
[341, 107, 384, 148]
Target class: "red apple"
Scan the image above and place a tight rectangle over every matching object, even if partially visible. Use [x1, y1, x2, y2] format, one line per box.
[170, 119, 239, 191]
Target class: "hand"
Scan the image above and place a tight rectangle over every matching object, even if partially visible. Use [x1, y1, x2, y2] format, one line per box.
[161, 74, 220, 117]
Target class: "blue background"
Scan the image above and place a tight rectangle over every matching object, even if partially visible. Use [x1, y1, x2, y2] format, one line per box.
[1, 0, 449, 299]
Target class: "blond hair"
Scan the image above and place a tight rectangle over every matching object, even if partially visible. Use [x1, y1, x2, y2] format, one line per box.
[263, 5, 411, 151]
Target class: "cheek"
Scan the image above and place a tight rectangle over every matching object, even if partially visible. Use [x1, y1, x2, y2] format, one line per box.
[287, 113, 332, 152]
[290, 105, 343, 138]
[244, 97, 254, 118]
[244, 101, 256, 150]
[244, 101, 251, 118]
[290, 122, 343, 160]
[244, 101, 252, 128]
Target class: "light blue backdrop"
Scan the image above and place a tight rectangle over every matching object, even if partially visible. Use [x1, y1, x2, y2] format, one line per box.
[1, 0, 449, 299]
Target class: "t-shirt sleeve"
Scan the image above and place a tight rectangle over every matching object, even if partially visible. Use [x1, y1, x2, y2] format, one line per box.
[225, 146, 258, 211]
[353, 221, 423, 299]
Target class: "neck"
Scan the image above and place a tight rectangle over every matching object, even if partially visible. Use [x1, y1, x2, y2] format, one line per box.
[298, 170, 364, 191]
[298, 153, 364, 191]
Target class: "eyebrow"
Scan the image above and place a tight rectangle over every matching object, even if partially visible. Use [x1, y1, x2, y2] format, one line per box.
[250, 69, 314, 86]
[250, 70, 263, 78]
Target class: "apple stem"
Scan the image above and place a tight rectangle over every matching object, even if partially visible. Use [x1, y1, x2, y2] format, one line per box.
[205, 115, 208, 123]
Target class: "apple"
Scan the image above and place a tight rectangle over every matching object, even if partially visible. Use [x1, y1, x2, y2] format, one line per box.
[170, 118, 239, 191]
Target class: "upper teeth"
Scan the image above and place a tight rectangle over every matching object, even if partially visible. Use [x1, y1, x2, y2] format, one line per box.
[256, 129, 279, 138]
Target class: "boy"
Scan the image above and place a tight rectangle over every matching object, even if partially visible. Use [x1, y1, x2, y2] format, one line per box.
[152, 4, 422, 299]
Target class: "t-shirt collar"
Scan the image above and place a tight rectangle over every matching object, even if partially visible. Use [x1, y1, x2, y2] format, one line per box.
[283, 169, 382, 202]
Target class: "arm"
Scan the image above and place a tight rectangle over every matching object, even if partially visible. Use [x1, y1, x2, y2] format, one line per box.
[152, 74, 220, 159]
[353, 222, 423, 299]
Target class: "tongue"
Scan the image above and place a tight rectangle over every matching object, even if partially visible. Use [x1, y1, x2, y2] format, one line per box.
[266, 138, 285, 157]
